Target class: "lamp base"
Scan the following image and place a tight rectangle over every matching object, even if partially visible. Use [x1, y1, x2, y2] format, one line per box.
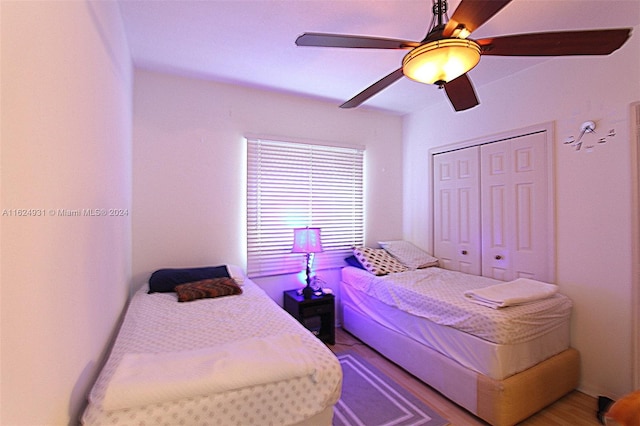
[302, 285, 314, 299]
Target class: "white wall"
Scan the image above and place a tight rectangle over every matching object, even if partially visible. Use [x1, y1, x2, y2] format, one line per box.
[0, 1, 132, 424]
[403, 25, 640, 399]
[132, 70, 403, 303]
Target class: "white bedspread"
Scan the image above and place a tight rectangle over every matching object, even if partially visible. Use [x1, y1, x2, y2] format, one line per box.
[463, 278, 558, 309]
[342, 267, 572, 345]
[103, 333, 317, 411]
[82, 279, 342, 426]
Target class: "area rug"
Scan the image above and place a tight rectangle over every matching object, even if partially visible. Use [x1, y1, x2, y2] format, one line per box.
[334, 352, 449, 426]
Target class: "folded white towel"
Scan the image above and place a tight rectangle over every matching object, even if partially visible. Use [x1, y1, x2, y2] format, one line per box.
[464, 278, 558, 309]
[102, 333, 316, 411]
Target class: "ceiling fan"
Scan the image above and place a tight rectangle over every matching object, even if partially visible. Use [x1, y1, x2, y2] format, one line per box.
[295, 0, 631, 112]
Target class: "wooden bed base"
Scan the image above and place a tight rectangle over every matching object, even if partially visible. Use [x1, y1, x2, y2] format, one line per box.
[342, 302, 580, 426]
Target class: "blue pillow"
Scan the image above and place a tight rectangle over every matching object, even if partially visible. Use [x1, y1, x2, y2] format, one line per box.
[344, 255, 365, 270]
[148, 265, 230, 293]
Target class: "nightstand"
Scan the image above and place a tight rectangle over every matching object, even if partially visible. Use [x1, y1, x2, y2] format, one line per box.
[283, 289, 335, 345]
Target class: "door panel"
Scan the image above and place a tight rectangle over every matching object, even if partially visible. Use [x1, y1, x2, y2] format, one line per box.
[481, 141, 512, 280]
[516, 183, 533, 251]
[480, 133, 549, 281]
[488, 184, 506, 248]
[433, 147, 481, 275]
[511, 133, 550, 281]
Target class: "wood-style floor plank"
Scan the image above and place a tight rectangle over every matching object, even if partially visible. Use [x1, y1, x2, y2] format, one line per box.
[329, 327, 601, 426]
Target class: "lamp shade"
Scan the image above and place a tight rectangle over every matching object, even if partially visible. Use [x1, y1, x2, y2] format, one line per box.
[402, 39, 481, 85]
[292, 227, 323, 253]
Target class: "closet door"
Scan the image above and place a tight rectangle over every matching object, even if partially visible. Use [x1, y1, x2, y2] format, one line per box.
[433, 147, 481, 275]
[480, 132, 550, 281]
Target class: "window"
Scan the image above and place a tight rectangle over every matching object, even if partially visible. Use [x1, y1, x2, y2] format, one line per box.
[246, 137, 364, 278]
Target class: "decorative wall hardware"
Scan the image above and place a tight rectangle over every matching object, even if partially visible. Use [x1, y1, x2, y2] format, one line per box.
[564, 120, 616, 152]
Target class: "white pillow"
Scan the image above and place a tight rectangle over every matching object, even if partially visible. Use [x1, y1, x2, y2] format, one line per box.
[352, 247, 408, 276]
[226, 264, 246, 285]
[378, 240, 438, 269]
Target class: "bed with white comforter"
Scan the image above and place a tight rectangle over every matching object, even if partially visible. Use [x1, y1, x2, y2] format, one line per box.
[341, 262, 579, 426]
[82, 273, 342, 426]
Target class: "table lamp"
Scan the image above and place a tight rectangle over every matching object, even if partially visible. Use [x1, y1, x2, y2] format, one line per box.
[292, 227, 323, 299]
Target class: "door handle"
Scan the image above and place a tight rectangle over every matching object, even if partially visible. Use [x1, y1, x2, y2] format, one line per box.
[495, 255, 503, 260]
[461, 250, 468, 255]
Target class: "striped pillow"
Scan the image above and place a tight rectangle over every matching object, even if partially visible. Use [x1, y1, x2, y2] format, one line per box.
[175, 277, 242, 302]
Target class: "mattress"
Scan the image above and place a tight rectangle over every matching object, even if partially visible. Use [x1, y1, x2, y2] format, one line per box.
[341, 266, 572, 380]
[82, 278, 342, 426]
[342, 266, 572, 344]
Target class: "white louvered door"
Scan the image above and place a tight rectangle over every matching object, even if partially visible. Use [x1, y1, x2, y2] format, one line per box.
[480, 132, 550, 281]
[433, 146, 481, 275]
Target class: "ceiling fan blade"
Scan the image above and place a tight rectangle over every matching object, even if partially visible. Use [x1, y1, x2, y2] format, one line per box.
[296, 33, 420, 49]
[443, 0, 512, 37]
[340, 68, 405, 108]
[444, 74, 479, 112]
[477, 29, 631, 56]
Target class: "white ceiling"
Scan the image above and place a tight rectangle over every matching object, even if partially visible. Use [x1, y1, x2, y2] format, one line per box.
[117, 0, 639, 115]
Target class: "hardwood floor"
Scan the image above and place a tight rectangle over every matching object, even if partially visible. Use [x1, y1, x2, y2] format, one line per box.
[329, 327, 601, 426]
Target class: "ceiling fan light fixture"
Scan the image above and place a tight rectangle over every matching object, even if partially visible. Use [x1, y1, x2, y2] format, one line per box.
[402, 38, 481, 85]
[451, 25, 471, 39]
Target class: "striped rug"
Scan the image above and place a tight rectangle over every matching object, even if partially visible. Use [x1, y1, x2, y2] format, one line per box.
[334, 352, 449, 426]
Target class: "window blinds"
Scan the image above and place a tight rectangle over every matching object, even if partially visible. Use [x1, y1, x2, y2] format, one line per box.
[246, 137, 364, 278]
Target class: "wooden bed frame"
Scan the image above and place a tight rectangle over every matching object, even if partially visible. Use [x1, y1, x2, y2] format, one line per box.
[341, 301, 580, 426]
